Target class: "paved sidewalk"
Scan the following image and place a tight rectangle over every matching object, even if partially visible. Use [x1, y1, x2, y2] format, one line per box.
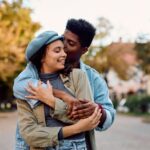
[0, 112, 150, 150]
[95, 114, 150, 150]
[0, 112, 17, 150]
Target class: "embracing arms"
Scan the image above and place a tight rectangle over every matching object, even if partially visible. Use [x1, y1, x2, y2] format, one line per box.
[17, 99, 101, 147]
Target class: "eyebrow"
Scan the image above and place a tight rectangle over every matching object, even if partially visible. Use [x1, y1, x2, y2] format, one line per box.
[54, 46, 64, 49]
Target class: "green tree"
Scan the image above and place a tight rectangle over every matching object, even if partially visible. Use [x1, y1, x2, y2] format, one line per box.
[0, 0, 41, 99]
[135, 41, 150, 74]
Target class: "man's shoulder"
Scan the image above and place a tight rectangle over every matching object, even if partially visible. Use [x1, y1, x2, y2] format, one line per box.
[82, 63, 108, 85]
[82, 63, 103, 77]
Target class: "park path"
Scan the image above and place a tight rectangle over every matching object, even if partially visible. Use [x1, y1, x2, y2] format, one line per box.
[0, 112, 16, 150]
[96, 114, 150, 150]
[0, 111, 150, 150]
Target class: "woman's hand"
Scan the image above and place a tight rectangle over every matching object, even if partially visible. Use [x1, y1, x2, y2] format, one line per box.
[74, 106, 101, 132]
[62, 106, 102, 138]
[25, 80, 55, 108]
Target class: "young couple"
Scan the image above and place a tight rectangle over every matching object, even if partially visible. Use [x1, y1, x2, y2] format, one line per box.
[13, 18, 115, 150]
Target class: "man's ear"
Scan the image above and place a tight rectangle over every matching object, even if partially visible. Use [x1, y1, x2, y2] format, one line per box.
[82, 47, 88, 54]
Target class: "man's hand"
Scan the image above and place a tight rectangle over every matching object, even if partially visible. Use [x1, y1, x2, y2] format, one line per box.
[53, 89, 100, 120]
[69, 99, 100, 120]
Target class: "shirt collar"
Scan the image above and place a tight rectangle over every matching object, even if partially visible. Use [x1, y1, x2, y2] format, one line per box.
[80, 60, 87, 73]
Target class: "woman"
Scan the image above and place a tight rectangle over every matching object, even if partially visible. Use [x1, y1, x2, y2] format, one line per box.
[15, 31, 101, 150]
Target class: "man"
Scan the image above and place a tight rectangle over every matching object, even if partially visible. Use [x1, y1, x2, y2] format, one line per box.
[14, 18, 115, 150]
[60, 19, 115, 129]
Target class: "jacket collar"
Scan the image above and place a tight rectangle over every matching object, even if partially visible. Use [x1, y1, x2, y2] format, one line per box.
[60, 74, 71, 87]
[80, 60, 87, 73]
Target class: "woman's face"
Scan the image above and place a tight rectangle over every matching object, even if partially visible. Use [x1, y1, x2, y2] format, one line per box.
[41, 40, 67, 73]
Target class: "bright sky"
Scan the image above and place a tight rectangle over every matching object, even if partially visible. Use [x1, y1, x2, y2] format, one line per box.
[26, 0, 150, 42]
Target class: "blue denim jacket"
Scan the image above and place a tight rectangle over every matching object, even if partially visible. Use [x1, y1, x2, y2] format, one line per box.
[14, 61, 115, 150]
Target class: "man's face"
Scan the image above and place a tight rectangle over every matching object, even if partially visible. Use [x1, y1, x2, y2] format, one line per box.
[63, 29, 85, 63]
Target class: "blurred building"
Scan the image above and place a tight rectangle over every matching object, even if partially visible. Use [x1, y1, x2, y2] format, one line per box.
[107, 67, 147, 96]
[105, 41, 148, 100]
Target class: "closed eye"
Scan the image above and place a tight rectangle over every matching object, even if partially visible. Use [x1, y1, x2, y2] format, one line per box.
[54, 47, 65, 53]
[68, 41, 76, 46]
[54, 47, 61, 53]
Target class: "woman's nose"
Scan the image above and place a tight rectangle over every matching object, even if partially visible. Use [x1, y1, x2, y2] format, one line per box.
[64, 47, 68, 53]
[62, 50, 67, 57]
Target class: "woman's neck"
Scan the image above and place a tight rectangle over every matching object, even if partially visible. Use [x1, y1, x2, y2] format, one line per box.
[40, 66, 56, 74]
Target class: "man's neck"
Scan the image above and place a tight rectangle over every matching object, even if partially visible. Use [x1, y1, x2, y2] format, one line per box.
[71, 61, 80, 68]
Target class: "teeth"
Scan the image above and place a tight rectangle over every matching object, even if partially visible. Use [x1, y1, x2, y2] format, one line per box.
[59, 59, 65, 61]
[58, 59, 65, 63]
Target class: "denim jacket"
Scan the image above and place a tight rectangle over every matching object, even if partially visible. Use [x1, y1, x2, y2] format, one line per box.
[80, 61, 116, 130]
[14, 61, 115, 150]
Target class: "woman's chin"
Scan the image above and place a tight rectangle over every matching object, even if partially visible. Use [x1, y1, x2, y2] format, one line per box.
[58, 65, 65, 70]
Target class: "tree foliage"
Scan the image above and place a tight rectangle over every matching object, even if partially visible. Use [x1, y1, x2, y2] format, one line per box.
[105, 43, 136, 80]
[83, 17, 113, 71]
[84, 43, 136, 80]
[135, 42, 150, 74]
[0, 0, 40, 86]
[0, 0, 40, 100]
[95, 17, 113, 40]
[84, 17, 136, 80]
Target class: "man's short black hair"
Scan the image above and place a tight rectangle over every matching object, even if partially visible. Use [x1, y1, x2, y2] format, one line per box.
[66, 18, 96, 47]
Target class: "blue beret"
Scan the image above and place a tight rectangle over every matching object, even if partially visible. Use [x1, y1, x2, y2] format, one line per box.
[25, 31, 63, 61]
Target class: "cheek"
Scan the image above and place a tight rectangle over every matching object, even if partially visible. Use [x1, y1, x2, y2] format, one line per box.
[67, 46, 77, 53]
[46, 54, 56, 61]
[44, 56, 55, 65]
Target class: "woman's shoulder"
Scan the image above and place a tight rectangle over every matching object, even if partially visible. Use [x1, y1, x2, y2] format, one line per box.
[70, 69, 87, 83]
[60, 69, 87, 84]
[70, 68, 87, 79]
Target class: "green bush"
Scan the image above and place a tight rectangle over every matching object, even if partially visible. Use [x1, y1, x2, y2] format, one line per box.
[112, 99, 118, 109]
[125, 94, 150, 114]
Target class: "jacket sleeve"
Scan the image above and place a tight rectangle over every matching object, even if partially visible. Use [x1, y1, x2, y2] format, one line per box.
[90, 69, 116, 131]
[51, 97, 75, 124]
[13, 63, 40, 107]
[16, 99, 61, 147]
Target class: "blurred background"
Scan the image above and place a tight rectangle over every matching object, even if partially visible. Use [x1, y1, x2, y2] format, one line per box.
[0, 0, 150, 150]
